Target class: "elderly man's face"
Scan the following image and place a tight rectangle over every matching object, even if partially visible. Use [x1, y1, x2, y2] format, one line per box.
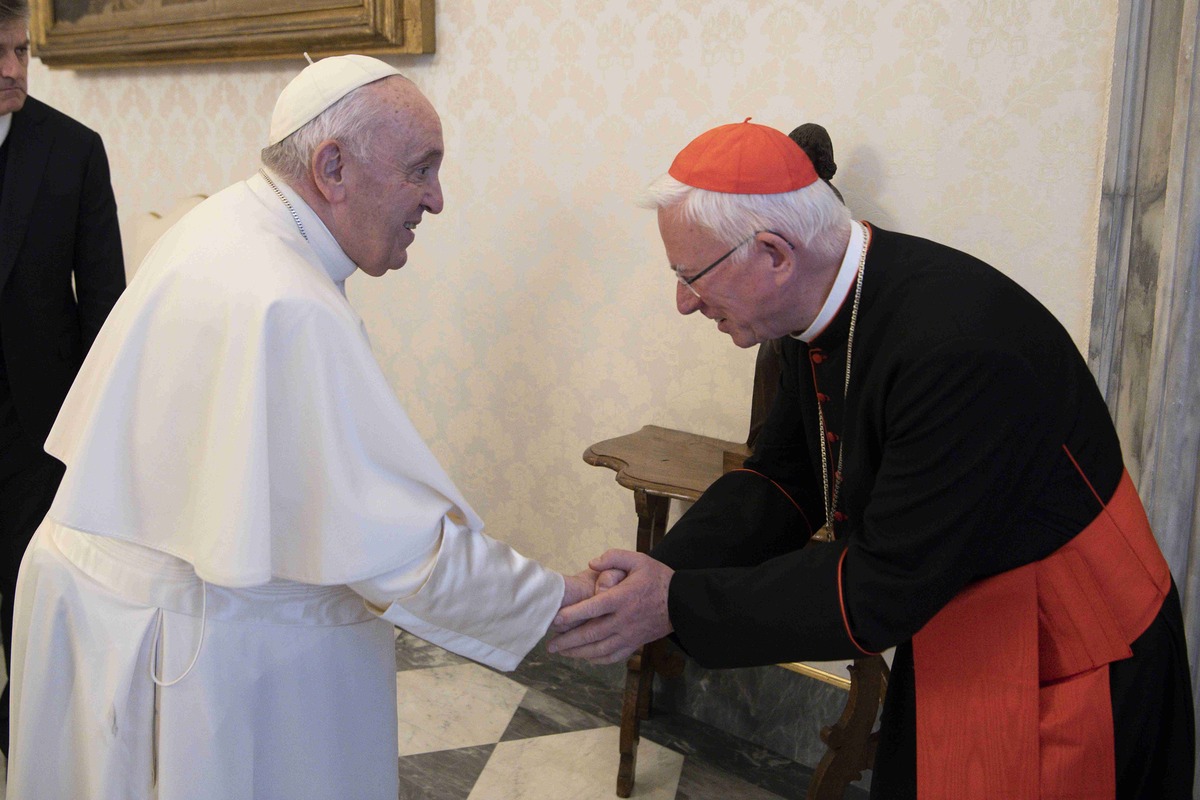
[339, 79, 444, 277]
[659, 207, 793, 348]
[0, 19, 30, 116]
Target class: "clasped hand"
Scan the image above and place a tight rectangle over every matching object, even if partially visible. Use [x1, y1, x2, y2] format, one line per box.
[552, 550, 674, 664]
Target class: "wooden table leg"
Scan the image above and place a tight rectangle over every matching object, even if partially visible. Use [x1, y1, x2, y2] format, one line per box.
[616, 638, 686, 797]
[616, 491, 672, 797]
[806, 655, 887, 800]
[634, 489, 671, 552]
[617, 645, 648, 797]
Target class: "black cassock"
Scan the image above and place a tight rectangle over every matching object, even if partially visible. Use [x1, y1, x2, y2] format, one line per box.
[652, 225, 1193, 799]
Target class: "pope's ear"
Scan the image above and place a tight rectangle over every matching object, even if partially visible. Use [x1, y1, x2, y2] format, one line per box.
[310, 140, 346, 203]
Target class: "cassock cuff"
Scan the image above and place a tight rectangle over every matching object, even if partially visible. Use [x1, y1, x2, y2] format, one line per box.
[665, 540, 868, 668]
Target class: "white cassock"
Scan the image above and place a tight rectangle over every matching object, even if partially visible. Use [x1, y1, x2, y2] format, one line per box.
[6, 170, 564, 800]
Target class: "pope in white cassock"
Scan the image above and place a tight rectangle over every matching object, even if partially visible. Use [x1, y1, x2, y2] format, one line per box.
[5, 55, 601, 799]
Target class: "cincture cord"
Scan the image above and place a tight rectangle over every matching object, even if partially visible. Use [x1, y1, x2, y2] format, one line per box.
[149, 580, 208, 687]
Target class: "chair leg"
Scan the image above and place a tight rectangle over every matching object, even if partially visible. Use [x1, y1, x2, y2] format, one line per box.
[617, 647, 648, 797]
[615, 491, 683, 796]
[806, 656, 887, 800]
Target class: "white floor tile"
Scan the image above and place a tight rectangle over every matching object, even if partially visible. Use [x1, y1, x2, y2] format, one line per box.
[396, 663, 527, 756]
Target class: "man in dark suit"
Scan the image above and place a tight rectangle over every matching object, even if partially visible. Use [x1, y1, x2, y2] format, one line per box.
[0, 0, 124, 753]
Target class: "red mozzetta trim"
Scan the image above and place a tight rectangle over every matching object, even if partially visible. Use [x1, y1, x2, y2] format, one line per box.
[1060, 444, 1105, 505]
[911, 465, 1169, 799]
[727, 468, 815, 534]
[836, 547, 878, 656]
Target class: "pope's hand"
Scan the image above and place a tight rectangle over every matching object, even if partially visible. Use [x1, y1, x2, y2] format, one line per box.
[560, 567, 627, 610]
[548, 550, 673, 664]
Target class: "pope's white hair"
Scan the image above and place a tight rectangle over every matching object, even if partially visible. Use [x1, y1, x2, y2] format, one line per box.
[260, 76, 400, 183]
[639, 174, 852, 265]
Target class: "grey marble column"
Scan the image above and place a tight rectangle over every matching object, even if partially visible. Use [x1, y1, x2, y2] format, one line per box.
[1090, 0, 1200, 761]
[1142, 0, 1199, 656]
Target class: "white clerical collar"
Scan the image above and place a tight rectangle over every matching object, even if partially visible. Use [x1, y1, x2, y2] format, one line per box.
[792, 220, 868, 343]
[0, 114, 12, 148]
[252, 167, 358, 290]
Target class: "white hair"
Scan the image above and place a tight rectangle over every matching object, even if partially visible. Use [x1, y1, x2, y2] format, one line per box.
[260, 78, 395, 183]
[639, 174, 852, 264]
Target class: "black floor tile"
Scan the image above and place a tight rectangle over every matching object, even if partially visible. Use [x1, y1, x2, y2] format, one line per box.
[397, 744, 495, 800]
[500, 687, 608, 742]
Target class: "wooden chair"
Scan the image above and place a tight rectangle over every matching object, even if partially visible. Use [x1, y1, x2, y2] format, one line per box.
[581, 340, 887, 798]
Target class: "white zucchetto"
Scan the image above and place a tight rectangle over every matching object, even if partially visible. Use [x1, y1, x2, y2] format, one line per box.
[268, 54, 401, 146]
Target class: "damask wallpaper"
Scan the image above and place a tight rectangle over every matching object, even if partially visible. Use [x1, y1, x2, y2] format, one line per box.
[27, 0, 1117, 574]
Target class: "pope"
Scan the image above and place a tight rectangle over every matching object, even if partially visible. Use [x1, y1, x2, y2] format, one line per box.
[6, 55, 607, 800]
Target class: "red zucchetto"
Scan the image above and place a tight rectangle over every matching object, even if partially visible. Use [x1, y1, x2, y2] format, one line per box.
[668, 118, 819, 194]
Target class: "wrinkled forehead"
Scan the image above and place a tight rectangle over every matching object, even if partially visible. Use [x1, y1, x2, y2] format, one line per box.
[657, 205, 726, 265]
[366, 78, 443, 151]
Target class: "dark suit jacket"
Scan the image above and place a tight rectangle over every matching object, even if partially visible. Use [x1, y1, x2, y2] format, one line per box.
[0, 95, 125, 446]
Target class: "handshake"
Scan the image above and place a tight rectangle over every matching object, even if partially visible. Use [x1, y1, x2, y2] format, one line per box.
[548, 550, 675, 664]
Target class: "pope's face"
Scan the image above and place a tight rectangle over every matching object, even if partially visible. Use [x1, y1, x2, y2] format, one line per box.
[339, 80, 444, 277]
[0, 20, 30, 117]
[658, 207, 791, 348]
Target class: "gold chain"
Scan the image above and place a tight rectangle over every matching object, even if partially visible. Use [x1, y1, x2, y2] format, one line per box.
[813, 221, 870, 542]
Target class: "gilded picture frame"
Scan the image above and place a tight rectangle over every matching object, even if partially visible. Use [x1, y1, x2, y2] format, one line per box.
[30, 0, 433, 69]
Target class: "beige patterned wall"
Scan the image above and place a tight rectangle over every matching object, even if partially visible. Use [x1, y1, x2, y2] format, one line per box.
[28, 0, 1117, 574]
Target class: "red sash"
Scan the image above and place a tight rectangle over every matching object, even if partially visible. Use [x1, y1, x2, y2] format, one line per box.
[911, 468, 1170, 799]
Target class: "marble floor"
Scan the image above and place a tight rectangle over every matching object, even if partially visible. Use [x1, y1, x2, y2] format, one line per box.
[0, 632, 869, 800]
[395, 630, 868, 800]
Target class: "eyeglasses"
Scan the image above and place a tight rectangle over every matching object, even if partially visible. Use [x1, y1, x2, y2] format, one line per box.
[672, 230, 793, 298]
[671, 233, 756, 298]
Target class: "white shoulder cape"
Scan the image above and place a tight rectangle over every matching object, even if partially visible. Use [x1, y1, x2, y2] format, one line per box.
[44, 174, 484, 588]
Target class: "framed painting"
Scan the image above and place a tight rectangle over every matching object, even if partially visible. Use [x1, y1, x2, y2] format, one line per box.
[30, 0, 433, 69]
